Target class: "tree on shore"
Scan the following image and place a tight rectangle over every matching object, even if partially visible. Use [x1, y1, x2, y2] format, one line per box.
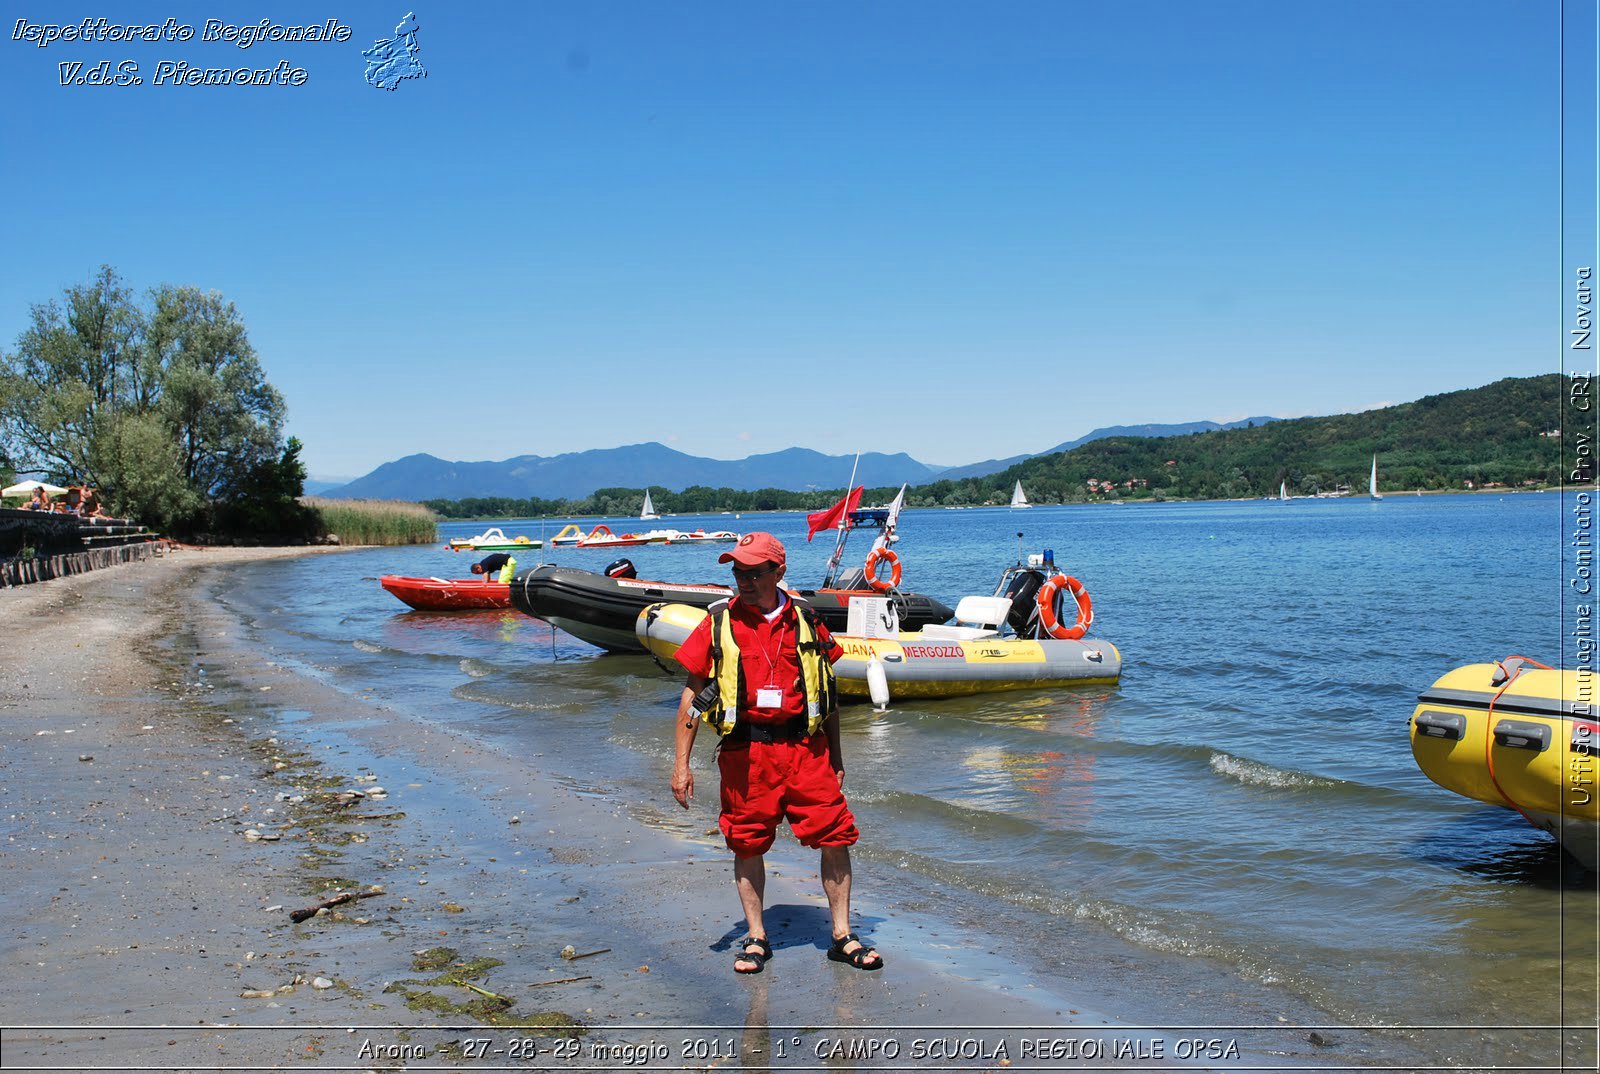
[0, 266, 297, 532]
[211, 436, 319, 538]
[0, 266, 140, 486]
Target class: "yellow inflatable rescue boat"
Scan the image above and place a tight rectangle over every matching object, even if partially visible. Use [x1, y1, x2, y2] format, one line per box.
[1410, 657, 1598, 869]
[636, 599, 1120, 699]
[635, 551, 1122, 701]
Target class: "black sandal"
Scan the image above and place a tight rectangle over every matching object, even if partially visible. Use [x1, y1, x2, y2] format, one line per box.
[827, 933, 883, 971]
[734, 936, 772, 974]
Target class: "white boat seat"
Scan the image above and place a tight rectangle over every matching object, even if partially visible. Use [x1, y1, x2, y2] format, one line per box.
[917, 595, 1014, 640]
[952, 595, 1014, 628]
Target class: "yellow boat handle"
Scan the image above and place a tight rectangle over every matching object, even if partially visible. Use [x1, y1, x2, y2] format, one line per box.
[1412, 710, 1466, 741]
[1492, 719, 1550, 752]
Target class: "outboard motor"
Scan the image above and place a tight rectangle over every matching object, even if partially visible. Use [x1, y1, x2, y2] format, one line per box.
[1003, 569, 1045, 638]
[605, 557, 637, 579]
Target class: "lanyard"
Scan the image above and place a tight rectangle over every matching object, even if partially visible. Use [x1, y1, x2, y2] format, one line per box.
[755, 613, 786, 685]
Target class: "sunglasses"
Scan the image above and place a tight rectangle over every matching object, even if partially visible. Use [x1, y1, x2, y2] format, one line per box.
[731, 563, 780, 580]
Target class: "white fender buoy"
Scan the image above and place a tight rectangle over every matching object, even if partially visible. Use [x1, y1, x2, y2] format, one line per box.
[866, 653, 890, 712]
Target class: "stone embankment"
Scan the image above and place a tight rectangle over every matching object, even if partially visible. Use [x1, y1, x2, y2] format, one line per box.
[0, 538, 163, 587]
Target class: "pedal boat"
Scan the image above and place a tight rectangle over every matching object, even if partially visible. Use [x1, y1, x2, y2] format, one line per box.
[574, 523, 672, 548]
[379, 575, 513, 611]
[634, 555, 1121, 699]
[1410, 658, 1599, 869]
[549, 523, 589, 546]
[660, 529, 740, 544]
[444, 527, 542, 552]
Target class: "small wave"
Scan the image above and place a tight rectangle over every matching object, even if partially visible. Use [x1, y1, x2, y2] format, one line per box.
[869, 846, 1348, 1015]
[453, 682, 610, 713]
[459, 658, 497, 678]
[1209, 752, 1342, 790]
[847, 788, 1043, 837]
[352, 639, 387, 654]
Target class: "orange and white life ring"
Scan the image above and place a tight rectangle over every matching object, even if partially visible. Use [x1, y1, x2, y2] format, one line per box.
[863, 547, 902, 592]
[1036, 574, 1092, 639]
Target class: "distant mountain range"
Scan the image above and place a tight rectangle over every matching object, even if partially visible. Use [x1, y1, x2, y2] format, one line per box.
[317, 418, 1283, 501]
[323, 445, 941, 501]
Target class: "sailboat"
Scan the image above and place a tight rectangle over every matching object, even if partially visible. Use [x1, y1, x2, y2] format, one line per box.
[639, 488, 660, 520]
[1010, 480, 1031, 509]
[1369, 456, 1382, 501]
[1279, 480, 1288, 501]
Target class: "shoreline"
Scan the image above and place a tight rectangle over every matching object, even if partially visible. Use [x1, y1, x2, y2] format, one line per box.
[1, 549, 1402, 1071]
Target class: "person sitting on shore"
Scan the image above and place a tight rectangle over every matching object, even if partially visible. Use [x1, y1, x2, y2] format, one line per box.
[78, 487, 104, 519]
[25, 487, 49, 511]
[64, 486, 83, 514]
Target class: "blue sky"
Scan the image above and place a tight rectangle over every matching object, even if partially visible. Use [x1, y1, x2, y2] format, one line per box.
[0, 1, 1566, 480]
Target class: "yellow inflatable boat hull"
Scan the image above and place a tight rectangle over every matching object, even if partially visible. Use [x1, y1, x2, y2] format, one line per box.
[1410, 660, 1599, 868]
[635, 602, 1121, 699]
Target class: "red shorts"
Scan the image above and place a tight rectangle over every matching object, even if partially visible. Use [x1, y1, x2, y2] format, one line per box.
[717, 735, 859, 857]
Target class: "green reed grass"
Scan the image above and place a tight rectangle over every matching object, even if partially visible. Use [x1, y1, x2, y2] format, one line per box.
[302, 497, 437, 546]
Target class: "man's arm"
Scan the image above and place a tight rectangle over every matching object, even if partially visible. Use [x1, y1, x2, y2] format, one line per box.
[671, 673, 710, 808]
[818, 623, 846, 781]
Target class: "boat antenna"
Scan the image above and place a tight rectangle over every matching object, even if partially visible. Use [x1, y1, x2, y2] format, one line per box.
[822, 452, 862, 589]
[1016, 531, 1024, 565]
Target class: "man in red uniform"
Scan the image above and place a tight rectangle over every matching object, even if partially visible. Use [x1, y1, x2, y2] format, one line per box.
[671, 532, 884, 975]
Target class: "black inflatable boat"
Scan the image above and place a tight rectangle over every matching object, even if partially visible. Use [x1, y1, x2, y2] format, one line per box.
[510, 562, 955, 653]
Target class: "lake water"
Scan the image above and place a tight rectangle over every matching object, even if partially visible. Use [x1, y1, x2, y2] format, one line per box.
[215, 494, 1595, 1063]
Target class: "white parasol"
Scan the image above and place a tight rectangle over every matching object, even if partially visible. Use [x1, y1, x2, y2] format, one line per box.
[3, 479, 69, 498]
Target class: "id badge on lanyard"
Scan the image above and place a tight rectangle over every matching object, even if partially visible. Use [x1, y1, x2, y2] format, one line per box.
[754, 610, 786, 712]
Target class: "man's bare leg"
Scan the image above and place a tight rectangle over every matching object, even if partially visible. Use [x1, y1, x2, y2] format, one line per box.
[733, 853, 768, 971]
[821, 845, 881, 966]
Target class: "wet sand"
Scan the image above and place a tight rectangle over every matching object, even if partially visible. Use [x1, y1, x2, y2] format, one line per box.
[0, 549, 1358, 1072]
[0, 549, 1084, 1070]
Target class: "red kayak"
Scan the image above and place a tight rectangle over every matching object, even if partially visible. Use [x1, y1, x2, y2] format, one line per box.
[379, 575, 513, 611]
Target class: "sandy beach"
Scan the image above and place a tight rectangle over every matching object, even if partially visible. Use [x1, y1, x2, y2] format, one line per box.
[0, 549, 1381, 1072]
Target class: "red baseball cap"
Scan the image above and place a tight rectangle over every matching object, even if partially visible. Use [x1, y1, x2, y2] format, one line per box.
[719, 531, 786, 568]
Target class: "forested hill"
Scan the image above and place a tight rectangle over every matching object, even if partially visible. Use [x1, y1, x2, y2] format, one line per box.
[931, 374, 1565, 504]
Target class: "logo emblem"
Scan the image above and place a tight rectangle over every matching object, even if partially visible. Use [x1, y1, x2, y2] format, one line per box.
[363, 11, 426, 91]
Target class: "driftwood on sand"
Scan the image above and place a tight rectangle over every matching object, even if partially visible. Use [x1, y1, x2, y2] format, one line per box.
[289, 888, 384, 923]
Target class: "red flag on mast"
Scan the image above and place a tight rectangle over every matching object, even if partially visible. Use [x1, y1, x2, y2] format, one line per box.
[806, 486, 863, 541]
